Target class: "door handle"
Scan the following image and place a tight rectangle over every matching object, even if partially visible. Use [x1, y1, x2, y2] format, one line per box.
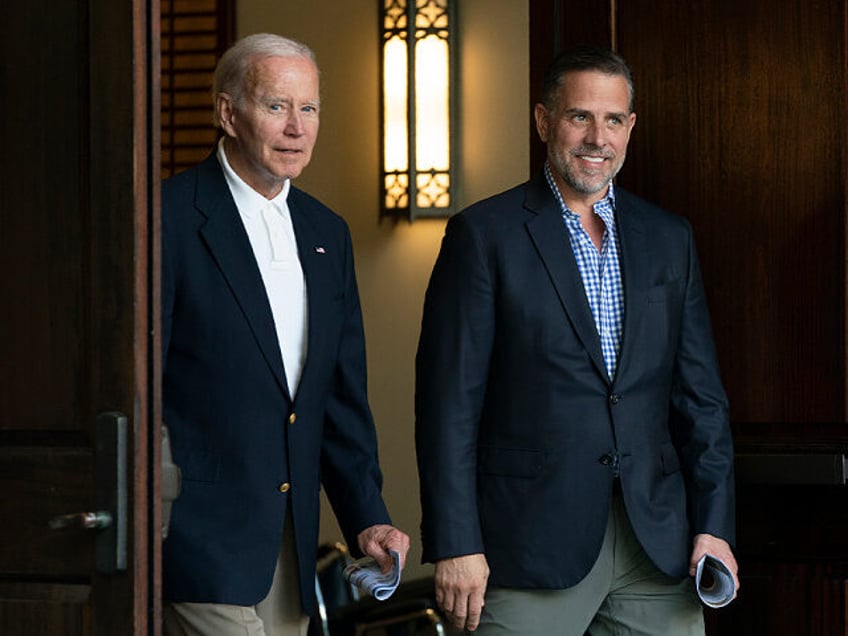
[47, 412, 127, 573]
[48, 511, 113, 530]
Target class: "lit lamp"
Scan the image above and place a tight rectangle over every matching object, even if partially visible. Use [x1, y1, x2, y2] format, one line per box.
[380, 0, 458, 220]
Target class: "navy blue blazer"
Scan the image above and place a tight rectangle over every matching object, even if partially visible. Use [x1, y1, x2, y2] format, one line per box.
[161, 152, 390, 611]
[415, 170, 735, 588]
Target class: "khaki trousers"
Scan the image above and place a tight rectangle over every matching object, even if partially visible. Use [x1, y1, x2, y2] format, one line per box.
[478, 492, 704, 636]
[163, 512, 309, 636]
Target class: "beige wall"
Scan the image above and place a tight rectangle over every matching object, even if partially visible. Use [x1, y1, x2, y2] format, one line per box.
[237, 0, 529, 580]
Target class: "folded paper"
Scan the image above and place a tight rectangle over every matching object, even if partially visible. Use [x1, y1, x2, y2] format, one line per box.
[343, 549, 401, 601]
[695, 554, 735, 608]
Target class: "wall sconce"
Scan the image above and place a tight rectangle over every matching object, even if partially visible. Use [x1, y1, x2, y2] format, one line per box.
[380, 0, 458, 221]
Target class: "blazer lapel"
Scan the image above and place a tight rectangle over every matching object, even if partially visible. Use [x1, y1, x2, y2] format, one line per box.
[287, 193, 324, 395]
[524, 173, 608, 381]
[194, 156, 290, 398]
[613, 190, 649, 382]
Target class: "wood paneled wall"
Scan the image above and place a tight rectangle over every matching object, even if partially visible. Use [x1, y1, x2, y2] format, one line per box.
[616, 0, 846, 425]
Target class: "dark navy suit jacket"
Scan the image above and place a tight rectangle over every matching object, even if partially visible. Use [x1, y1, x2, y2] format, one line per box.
[415, 170, 735, 588]
[161, 152, 390, 611]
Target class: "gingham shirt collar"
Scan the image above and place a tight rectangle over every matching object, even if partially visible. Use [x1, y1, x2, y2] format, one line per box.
[544, 162, 624, 380]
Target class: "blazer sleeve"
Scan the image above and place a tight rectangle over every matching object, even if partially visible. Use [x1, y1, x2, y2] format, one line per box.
[669, 224, 736, 546]
[319, 224, 391, 552]
[415, 212, 495, 563]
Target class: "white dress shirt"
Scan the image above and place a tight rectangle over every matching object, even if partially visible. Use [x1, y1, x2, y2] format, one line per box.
[217, 139, 308, 397]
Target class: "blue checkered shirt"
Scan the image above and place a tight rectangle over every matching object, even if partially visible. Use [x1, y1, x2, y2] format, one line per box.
[544, 163, 624, 379]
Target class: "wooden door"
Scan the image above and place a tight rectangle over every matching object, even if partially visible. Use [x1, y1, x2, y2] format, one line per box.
[530, 0, 848, 633]
[0, 1, 160, 634]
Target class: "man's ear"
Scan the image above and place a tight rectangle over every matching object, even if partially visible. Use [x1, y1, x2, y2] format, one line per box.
[534, 103, 550, 143]
[216, 93, 236, 136]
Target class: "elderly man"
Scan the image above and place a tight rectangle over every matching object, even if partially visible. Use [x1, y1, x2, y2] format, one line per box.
[161, 33, 409, 636]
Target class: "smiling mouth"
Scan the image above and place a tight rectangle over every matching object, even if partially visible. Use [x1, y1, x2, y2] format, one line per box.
[579, 155, 607, 164]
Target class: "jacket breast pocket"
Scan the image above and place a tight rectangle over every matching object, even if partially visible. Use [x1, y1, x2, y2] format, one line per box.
[647, 279, 683, 304]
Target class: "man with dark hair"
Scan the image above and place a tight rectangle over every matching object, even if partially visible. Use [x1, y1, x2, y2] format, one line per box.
[415, 46, 738, 635]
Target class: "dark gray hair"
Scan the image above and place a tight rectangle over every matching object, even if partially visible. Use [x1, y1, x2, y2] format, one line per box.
[213, 33, 317, 125]
[540, 46, 634, 113]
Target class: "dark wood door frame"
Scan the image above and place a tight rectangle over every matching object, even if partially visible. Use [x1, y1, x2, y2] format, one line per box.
[0, 0, 161, 633]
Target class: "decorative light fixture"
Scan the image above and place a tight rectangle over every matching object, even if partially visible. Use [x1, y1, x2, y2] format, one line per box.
[380, 0, 458, 221]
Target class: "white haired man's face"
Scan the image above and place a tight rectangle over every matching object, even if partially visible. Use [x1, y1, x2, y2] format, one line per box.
[217, 54, 320, 198]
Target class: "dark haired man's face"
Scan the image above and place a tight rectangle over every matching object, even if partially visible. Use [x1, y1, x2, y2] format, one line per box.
[535, 70, 635, 206]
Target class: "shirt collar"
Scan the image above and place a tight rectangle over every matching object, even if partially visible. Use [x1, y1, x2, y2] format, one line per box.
[216, 137, 290, 219]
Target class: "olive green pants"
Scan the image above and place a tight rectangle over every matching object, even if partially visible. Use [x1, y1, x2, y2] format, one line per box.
[478, 494, 704, 636]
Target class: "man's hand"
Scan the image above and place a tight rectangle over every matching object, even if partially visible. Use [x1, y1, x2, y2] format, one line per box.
[357, 524, 411, 573]
[690, 533, 740, 598]
[434, 553, 490, 632]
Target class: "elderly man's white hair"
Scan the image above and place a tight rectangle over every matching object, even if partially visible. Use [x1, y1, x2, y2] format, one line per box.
[212, 33, 318, 126]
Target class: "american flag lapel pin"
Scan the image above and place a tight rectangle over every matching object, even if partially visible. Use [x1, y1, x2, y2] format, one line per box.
[314, 246, 326, 254]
